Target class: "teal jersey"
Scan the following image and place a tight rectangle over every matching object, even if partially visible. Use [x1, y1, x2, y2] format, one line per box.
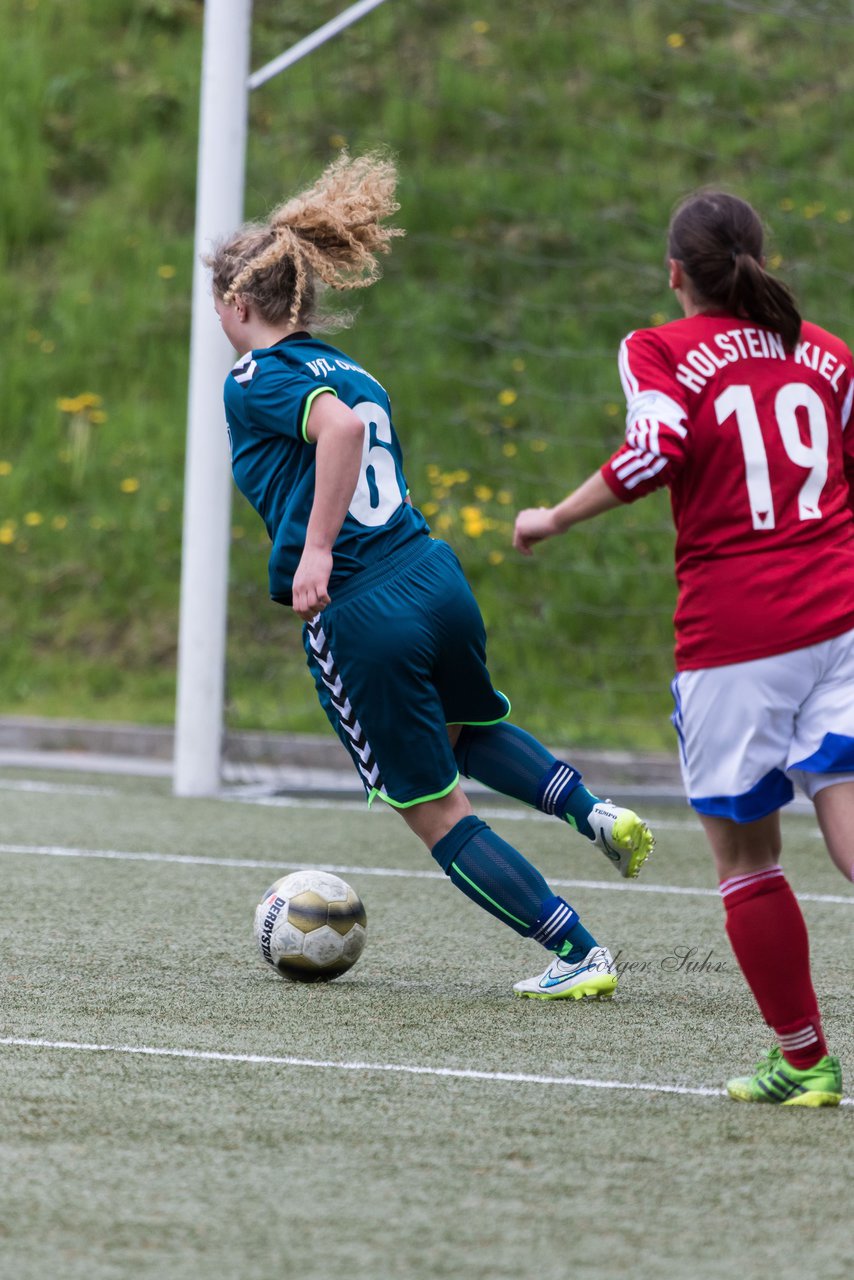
[222, 332, 429, 604]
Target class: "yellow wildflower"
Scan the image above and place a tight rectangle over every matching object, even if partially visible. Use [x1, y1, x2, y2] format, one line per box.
[666, 32, 684, 47]
[120, 477, 140, 494]
[0, 461, 12, 476]
[474, 485, 493, 501]
[157, 264, 177, 279]
[462, 506, 486, 538]
[57, 393, 102, 414]
[498, 389, 517, 407]
[471, 20, 489, 34]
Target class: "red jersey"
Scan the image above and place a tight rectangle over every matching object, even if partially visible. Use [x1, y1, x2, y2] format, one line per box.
[602, 313, 854, 669]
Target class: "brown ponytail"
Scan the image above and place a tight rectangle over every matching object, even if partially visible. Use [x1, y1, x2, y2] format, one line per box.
[668, 191, 801, 351]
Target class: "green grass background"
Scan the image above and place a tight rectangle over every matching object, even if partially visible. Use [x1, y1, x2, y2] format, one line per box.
[1, 767, 852, 1279]
[2, 0, 854, 747]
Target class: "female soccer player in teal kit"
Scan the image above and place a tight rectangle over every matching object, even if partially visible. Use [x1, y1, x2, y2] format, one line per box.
[207, 150, 653, 1000]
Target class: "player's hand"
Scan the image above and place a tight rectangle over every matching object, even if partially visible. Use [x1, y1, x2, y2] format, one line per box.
[292, 547, 333, 621]
[513, 506, 559, 556]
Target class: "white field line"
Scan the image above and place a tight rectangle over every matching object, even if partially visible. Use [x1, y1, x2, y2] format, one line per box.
[0, 772, 816, 830]
[1, 841, 853, 905]
[2, 1036, 850, 1106]
[0, 1035, 721, 1100]
[0, 777, 116, 796]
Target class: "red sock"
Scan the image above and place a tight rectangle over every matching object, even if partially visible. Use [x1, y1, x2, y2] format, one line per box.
[720, 866, 828, 1069]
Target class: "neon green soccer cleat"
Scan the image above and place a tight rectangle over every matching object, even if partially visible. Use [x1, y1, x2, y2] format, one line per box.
[726, 1046, 843, 1106]
[588, 801, 654, 879]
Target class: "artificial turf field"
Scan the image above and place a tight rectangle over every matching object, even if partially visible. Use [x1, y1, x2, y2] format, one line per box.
[1, 765, 852, 1280]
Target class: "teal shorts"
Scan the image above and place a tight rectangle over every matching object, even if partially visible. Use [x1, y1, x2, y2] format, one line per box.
[303, 535, 510, 807]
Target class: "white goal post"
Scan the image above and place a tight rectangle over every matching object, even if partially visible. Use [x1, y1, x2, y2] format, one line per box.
[173, 0, 392, 796]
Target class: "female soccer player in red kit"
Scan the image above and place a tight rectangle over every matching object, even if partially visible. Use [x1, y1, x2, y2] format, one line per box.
[514, 191, 854, 1105]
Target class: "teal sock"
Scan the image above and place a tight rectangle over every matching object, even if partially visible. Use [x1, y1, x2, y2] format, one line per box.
[453, 723, 600, 837]
[561, 783, 598, 840]
[557, 921, 598, 963]
[430, 816, 590, 959]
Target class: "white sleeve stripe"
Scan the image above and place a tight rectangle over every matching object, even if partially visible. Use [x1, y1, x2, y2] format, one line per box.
[626, 421, 645, 451]
[642, 416, 660, 456]
[623, 457, 668, 489]
[626, 390, 689, 437]
[614, 449, 656, 479]
[842, 377, 854, 429]
[618, 333, 639, 400]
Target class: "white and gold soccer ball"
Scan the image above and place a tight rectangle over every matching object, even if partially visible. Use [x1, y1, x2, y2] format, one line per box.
[253, 869, 367, 982]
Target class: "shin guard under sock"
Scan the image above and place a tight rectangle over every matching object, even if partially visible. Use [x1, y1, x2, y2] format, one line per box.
[453, 723, 599, 837]
[431, 814, 595, 956]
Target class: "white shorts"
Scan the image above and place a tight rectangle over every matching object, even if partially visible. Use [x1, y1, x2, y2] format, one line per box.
[671, 626, 854, 823]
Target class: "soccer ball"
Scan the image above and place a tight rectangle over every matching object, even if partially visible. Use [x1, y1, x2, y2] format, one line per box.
[253, 869, 367, 982]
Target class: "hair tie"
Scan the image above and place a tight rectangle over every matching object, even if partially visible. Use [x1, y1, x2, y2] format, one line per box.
[730, 244, 744, 263]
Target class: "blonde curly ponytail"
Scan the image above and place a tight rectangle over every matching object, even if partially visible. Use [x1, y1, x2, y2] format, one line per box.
[206, 150, 404, 331]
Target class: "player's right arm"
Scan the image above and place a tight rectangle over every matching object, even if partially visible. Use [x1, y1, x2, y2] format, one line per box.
[602, 329, 691, 503]
[292, 391, 365, 621]
[513, 472, 621, 555]
[513, 328, 689, 554]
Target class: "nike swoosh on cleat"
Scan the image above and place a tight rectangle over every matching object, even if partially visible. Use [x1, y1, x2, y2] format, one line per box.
[597, 829, 623, 863]
[540, 966, 595, 988]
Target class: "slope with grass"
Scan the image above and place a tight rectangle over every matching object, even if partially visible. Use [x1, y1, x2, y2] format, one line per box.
[2, 0, 854, 746]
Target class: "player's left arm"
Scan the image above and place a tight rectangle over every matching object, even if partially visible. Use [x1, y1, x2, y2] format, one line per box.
[838, 356, 854, 514]
[292, 391, 365, 621]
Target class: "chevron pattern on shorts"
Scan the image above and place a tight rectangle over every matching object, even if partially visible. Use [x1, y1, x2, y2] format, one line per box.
[306, 617, 382, 792]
